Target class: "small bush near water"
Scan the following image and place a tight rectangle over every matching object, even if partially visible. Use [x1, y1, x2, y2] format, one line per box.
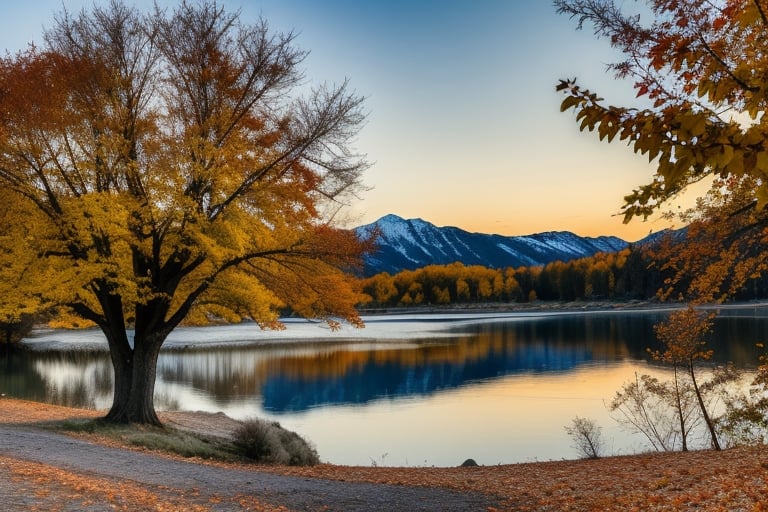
[565, 416, 605, 459]
[233, 418, 320, 466]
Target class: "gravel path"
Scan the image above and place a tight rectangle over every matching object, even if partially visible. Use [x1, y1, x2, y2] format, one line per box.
[0, 424, 500, 511]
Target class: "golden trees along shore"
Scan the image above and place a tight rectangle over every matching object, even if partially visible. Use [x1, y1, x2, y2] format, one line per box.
[358, 251, 656, 308]
[0, 1, 369, 424]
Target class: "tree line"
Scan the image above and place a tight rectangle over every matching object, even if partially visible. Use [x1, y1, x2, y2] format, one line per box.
[357, 246, 659, 308]
[358, 243, 768, 309]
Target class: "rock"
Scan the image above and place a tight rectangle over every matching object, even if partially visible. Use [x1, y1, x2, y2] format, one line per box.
[460, 458, 478, 467]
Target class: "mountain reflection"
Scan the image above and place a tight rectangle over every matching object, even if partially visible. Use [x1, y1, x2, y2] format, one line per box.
[258, 315, 650, 412]
[6, 311, 765, 412]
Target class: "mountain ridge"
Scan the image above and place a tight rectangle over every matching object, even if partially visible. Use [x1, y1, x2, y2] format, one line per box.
[355, 214, 632, 276]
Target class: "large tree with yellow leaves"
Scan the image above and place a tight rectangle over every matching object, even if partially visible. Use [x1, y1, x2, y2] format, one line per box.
[0, 1, 369, 424]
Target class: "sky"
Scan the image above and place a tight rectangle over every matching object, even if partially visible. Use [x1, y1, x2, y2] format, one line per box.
[0, 1, 696, 242]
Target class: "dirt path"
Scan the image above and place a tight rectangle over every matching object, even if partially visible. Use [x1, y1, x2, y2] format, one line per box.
[5, 398, 768, 510]
[0, 423, 499, 511]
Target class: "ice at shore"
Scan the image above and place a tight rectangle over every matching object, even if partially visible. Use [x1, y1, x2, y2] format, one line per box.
[21, 311, 550, 351]
[20, 306, 693, 352]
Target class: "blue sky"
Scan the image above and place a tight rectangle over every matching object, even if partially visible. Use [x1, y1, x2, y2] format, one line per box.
[0, 1, 691, 241]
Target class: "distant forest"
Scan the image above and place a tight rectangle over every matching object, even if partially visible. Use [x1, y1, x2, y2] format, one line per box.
[357, 245, 768, 307]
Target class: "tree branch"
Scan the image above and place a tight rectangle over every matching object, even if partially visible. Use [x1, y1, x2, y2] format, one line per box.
[697, 34, 759, 93]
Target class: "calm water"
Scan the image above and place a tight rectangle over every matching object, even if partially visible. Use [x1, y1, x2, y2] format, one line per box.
[3, 307, 767, 466]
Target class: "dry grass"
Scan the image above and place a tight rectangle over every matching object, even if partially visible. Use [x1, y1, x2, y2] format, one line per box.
[3, 397, 768, 510]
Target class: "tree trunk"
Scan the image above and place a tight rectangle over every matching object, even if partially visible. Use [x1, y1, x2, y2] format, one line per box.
[123, 334, 164, 425]
[101, 316, 167, 425]
[101, 317, 134, 422]
[672, 364, 688, 452]
[689, 360, 721, 450]
[104, 348, 133, 422]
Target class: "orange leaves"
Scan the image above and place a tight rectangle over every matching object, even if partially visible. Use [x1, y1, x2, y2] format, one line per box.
[0, 50, 66, 132]
[651, 174, 768, 306]
[0, 2, 369, 340]
[274, 444, 768, 511]
[557, 0, 768, 221]
[653, 306, 714, 364]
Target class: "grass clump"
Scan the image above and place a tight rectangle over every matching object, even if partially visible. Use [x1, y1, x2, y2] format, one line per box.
[233, 417, 319, 466]
[52, 416, 320, 466]
[51, 418, 237, 461]
[126, 430, 231, 460]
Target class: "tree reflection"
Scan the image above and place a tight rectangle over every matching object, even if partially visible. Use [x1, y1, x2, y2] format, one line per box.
[6, 312, 765, 413]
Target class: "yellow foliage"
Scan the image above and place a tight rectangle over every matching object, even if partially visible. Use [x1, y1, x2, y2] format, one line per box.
[0, 188, 48, 326]
[0, 2, 368, 343]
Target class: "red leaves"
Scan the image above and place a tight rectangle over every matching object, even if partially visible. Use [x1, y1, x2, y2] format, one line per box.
[649, 37, 673, 71]
[712, 16, 728, 31]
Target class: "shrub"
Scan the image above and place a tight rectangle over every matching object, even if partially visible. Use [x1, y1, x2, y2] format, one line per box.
[233, 418, 319, 466]
[564, 416, 604, 459]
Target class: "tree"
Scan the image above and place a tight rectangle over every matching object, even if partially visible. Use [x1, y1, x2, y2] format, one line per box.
[719, 346, 768, 446]
[651, 307, 725, 450]
[610, 308, 740, 452]
[652, 175, 768, 304]
[555, 2, 768, 300]
[556, 0, 768, 451]
[609, 372, 680, 452]
[555, 0, 768, 222]
[0, 1, 369, 424]
[360, 273, 398, 306]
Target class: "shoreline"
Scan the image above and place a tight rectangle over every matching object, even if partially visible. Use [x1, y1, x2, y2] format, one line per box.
[15, 298, 768, 352]
[16, 299, 667, 352]
[1, 396, 767, 510]
[358, 298, 768, 315]
[357, 298, 663, 316]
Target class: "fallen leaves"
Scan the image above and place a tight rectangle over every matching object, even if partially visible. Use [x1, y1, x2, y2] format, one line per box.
[3, 397, 768, 510]
[258, 446, 768, 510]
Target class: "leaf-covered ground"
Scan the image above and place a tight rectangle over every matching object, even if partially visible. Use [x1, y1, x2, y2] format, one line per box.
[2, 397, 768, 511]
[275, 449, 768, 511]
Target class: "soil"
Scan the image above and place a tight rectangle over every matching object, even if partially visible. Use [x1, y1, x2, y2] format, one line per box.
[3, 398, 768, 511]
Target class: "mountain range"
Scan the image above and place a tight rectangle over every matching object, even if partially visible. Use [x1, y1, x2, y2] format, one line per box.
[354, 214, 633, 276]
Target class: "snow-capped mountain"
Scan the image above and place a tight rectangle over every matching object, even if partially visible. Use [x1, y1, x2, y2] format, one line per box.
[355, 214, 629, 276]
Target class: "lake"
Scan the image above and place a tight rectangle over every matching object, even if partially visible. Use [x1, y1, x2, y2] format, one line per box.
[3, 306, 767, 467]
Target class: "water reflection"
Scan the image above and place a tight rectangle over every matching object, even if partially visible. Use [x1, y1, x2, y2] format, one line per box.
[258, 329, 624, 412]
[4, 311, 765, 414]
